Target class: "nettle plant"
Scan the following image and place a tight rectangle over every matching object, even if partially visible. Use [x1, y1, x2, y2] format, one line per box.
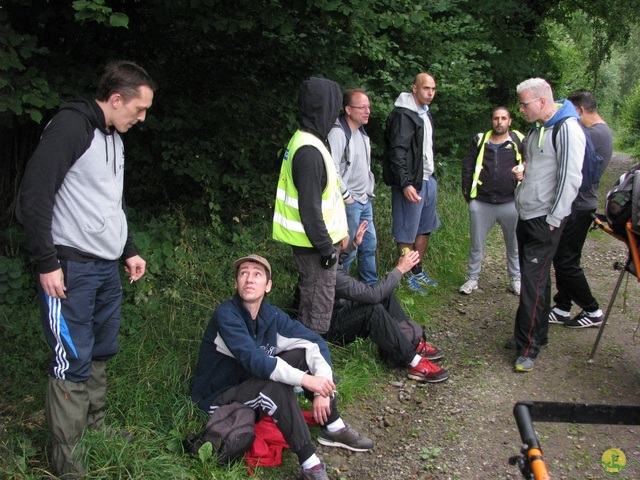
[0, 256, 26, 304]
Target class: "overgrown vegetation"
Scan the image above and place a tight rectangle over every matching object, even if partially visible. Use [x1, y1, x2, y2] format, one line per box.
[2, 1, 640, 232]
[0, 175, 470, 478]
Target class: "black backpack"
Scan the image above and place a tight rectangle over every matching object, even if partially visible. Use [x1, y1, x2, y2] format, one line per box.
[552, 117, 604, 192]
[183, 402, 256, 464]
[605, 162, 640, 237]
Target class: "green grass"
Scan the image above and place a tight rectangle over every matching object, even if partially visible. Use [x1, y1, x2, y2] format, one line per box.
[0, 167, 605, 479]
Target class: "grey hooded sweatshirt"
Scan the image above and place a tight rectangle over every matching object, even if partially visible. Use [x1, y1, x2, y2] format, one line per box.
[17, 98, 136, 274]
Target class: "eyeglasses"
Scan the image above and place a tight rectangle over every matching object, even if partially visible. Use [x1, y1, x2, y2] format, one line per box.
[519, 98, 540, 108]
[348, 105, 371, 111]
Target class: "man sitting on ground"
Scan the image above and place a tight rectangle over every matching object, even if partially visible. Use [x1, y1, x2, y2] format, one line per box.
[325, 222, 449, 383]
[190, 254, 373, 480]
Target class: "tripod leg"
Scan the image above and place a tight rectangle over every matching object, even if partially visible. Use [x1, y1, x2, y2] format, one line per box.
[588, 265, 628, 361]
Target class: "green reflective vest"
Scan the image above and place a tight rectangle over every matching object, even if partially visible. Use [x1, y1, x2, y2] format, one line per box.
[470, 130, 524, 199]
[273, 130, 348, 247]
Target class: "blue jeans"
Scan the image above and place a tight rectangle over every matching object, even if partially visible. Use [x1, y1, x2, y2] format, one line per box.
[344, 200, 378, 285]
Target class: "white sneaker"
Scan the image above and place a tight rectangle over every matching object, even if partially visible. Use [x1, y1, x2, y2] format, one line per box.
[510, 278, 521, 295]
[459, 278, 478, 295]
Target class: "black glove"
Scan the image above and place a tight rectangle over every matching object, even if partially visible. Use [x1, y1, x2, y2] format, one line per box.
[320, 251, 337, 269]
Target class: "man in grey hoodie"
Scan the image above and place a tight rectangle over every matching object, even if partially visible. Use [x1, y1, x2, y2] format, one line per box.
[17, 61, 157, 477]
[383, 73, 441, 295]
[510, 78, 585, 373]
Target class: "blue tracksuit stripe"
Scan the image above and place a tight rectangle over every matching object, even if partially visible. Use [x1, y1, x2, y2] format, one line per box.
[46, 294, 76, 379]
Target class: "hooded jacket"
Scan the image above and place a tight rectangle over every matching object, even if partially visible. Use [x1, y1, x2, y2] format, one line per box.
[17, 98, 136, 274]
[383, 92, 435, 188]
[190, 294, 333, 412]
[283, 77, 345, 256]
[515, 100, 585, 227]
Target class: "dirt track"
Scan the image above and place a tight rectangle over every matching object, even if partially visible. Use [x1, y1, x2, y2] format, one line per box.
[313, 152, 640, 480]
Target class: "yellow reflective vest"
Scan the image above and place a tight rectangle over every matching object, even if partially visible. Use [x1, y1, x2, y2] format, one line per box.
[470, 130, 524, 199]
[273, 130, 348, 247]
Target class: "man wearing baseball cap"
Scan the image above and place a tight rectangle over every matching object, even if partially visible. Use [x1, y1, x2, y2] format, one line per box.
[191, 254, 373, 479]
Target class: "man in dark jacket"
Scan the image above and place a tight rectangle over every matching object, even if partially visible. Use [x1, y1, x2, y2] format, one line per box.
[325, 222, 449, 383]
[17, 60, 157, 477]
[191, 254, 373, 480]
[273, 77, 348, 334]
[383, 73, 440, 295]
[460, 107, 524, 296]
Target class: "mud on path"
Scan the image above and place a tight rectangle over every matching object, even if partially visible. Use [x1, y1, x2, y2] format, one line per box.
[303, 152, 640, 480]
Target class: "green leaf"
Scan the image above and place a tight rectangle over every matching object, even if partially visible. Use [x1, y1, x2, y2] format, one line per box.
[198, 442, 213, 463]
[26, 109, 43, 123]
[110, 13, 129, 28]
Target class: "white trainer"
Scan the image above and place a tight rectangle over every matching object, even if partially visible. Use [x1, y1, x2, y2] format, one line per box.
[510, 278, 521, 296]
[459, 278, 478, 295]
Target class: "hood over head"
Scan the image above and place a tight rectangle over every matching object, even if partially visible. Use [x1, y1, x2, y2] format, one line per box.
[296, 77, 342, 139]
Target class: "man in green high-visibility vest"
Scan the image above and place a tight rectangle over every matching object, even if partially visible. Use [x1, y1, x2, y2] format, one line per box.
[273, 77, 349, 335]
[460, 106, 525, 296]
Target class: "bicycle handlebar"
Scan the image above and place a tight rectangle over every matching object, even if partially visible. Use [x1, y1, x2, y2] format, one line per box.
[512, 402, 550, 480]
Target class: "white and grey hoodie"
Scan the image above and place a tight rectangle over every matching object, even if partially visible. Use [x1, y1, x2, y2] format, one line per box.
[17, 98, 136, 273]
[516, 100, 585, 227]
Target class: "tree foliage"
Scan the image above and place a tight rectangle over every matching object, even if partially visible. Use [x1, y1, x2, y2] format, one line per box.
[1, 0, 639, 236]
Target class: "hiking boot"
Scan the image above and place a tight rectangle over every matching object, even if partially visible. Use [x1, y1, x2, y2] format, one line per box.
[459, 278, 478, 295]
[565, 310, 604, 329]
[301, 463, 329, 480]
[413, 271, 438, 286]
[509, 278, 521, 296]
[548, 309, 570, 325]
[416, 338, 444, 361]
[407, 275, 427, 295]
[318, 424, 374, 452]
[514, 356, 535, 372]
[407, 357, 450, 383]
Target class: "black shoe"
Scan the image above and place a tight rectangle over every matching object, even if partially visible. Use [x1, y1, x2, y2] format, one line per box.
[565, 310, 603, 329]
[549, 309, 570, 325]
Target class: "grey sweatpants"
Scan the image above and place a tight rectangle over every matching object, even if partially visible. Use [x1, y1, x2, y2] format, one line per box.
[466, 199, 520, 280]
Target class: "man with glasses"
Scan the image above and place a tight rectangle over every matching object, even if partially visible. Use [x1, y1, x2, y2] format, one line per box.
[383, 73, 441, 295]
[328, 88, 378, 284]
[509, 78, 585, 372]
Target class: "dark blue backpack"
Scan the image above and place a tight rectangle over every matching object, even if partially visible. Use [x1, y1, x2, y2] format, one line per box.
[552, 117, 604, 192]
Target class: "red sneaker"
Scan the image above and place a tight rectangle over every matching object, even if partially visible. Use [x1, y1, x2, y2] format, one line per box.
[416, 338, 444, 361]
[408, 357, 449, 383]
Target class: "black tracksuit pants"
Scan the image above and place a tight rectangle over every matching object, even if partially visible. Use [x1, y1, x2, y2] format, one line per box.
[552, 208, 599, 313]
[514, 216, 564, 358]
[325, 293, 417, 366]
[211, 349, 339, 465]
